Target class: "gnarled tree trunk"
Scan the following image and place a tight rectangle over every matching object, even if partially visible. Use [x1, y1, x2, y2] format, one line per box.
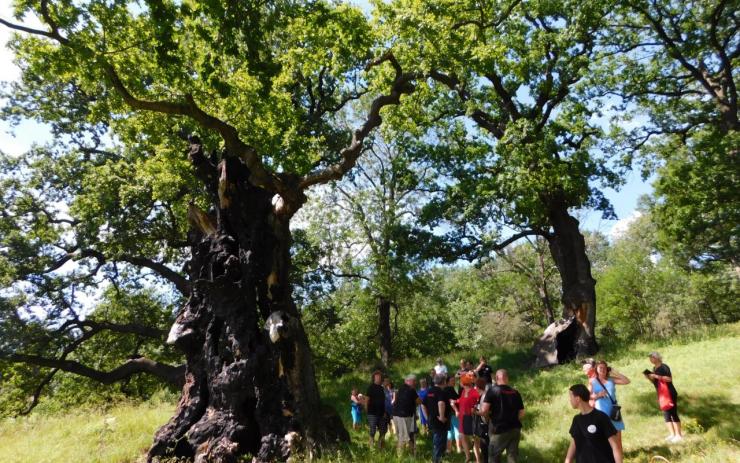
[543, 200, 598, 362]
[148, 152, 347, 462]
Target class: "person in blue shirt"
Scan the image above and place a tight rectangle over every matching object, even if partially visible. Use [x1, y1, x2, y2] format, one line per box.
[418, 378, 429, 434]
[350, 387, 363, 430]
[589, 360, 630, 454]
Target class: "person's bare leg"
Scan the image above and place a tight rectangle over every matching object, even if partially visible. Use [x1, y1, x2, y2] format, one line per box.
[473, 436, 482, 463]
[462, 435, 471, 462]
[665, 421, 675, 438]
[673, 422, 683, 437]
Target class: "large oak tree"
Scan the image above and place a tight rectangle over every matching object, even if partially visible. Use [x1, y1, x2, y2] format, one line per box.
[1, 1, 414, 461]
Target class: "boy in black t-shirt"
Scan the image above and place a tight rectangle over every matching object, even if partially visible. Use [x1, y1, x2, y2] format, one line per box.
[565, 384, 623, 463]
[423, 374, 450, 463]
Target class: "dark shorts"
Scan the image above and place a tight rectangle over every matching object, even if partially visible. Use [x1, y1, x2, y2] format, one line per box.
[663, 404, 680, 422]
[368, 414, 388, 437]
[461, 415, 475, 436]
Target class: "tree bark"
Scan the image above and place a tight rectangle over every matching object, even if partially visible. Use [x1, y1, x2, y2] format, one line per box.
[377, 296, 392, 367]
[536, 243, 556, 325]
[544, 200, 598, 360]
[148, 156, 348, 463]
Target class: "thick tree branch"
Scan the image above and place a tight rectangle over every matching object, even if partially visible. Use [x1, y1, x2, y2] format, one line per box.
[78, 320, 167, 340]
[484, 71, 521, 120]
[298, 52, 417, 189]
[3, 353, 185, 388]
[429, 70, 506, 138]
[119, 255, 189, 296]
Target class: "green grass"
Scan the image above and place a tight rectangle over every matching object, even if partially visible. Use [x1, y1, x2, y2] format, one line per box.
[2, 323, 739, 462]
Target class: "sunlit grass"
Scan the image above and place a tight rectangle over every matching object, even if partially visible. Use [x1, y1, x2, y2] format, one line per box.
[1, 323, 738, 462]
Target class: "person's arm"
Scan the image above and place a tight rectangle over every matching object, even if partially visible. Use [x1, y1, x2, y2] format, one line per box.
[648, 373, 672, 382]
[451, 399, 460, 415]
[518, 409, 525, 420]
[479, 401, 490, 418]
[438, 400, 447, 422]
[564, 439, 576, 463]
[611, 370, 631, 385]
[608, 434, 624, 463]
[650, 365, 673, 382]
[588, 380, 607, 400]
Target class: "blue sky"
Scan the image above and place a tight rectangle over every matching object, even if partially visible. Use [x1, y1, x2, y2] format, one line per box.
[0, 3, 653, 239]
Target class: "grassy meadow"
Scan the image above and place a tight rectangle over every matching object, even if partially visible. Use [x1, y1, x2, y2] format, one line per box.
[1, 322, 738, 462]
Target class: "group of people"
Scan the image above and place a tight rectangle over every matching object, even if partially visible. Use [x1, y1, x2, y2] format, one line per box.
[567, 351, 682, 463]
[352, 356, 525, 463]
[350, 352, 682, 463]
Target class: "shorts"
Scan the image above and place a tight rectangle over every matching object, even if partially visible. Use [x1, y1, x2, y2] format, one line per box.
[663, 404, 680, 422]
[448, 415, 461, 441]
[461, 414, 475, 436]
[351, 408, 361, 425]
[368, 414, 388, 437]
[393, 416, 415, 443]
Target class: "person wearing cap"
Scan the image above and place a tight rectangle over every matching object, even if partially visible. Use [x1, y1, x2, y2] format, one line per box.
[645, 351, 683, 442]
[392, 374, 422, 455]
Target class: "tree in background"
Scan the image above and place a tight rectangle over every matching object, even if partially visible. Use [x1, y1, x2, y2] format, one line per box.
[602, 0, 738, 268]
[596, 210, 739, 340]
[297, 135, 441, 366]
[0, 1, 415, 460]
[377, 0, 625, 359]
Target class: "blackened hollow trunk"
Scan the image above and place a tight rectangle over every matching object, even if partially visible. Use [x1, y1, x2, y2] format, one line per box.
[377, 296, 392, 367]
[537, 248, 556, 325]
[545, 203, 598, 360]
[148, 155, 348, 463]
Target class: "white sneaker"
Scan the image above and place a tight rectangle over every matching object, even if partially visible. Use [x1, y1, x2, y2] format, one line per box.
[670, 435, 684, 443]
[665, 435, 675, 441]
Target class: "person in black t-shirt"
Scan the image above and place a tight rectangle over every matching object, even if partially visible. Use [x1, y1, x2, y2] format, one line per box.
[444, 375, 462, 453]
[480, 369, 524, 463]
[366, 370, 388, 448]
[392, 374, 421, 454]
[423, 374, 450, 463]
[646, 351, 683, 442]
[565, 384, 623, 463]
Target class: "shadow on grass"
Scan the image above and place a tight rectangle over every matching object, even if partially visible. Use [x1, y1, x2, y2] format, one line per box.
[682, 393, 740, 440]
[629, 389, 740, 441]
[623, 442, 673, 461]
[519, 436, 571, 463]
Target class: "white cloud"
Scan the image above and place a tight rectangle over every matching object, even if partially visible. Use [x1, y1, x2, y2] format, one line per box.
[609, 211, 642, 241]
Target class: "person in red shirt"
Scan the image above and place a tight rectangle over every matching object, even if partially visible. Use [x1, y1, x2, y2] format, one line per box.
[456, 371, 482, 463]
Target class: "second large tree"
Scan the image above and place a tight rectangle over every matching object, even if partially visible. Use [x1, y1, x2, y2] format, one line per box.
[378, 0, 624, 359]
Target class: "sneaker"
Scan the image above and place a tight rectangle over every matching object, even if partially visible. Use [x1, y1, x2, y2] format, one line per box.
[670, 435, 684, 443]
[664, 435, 675, 441]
